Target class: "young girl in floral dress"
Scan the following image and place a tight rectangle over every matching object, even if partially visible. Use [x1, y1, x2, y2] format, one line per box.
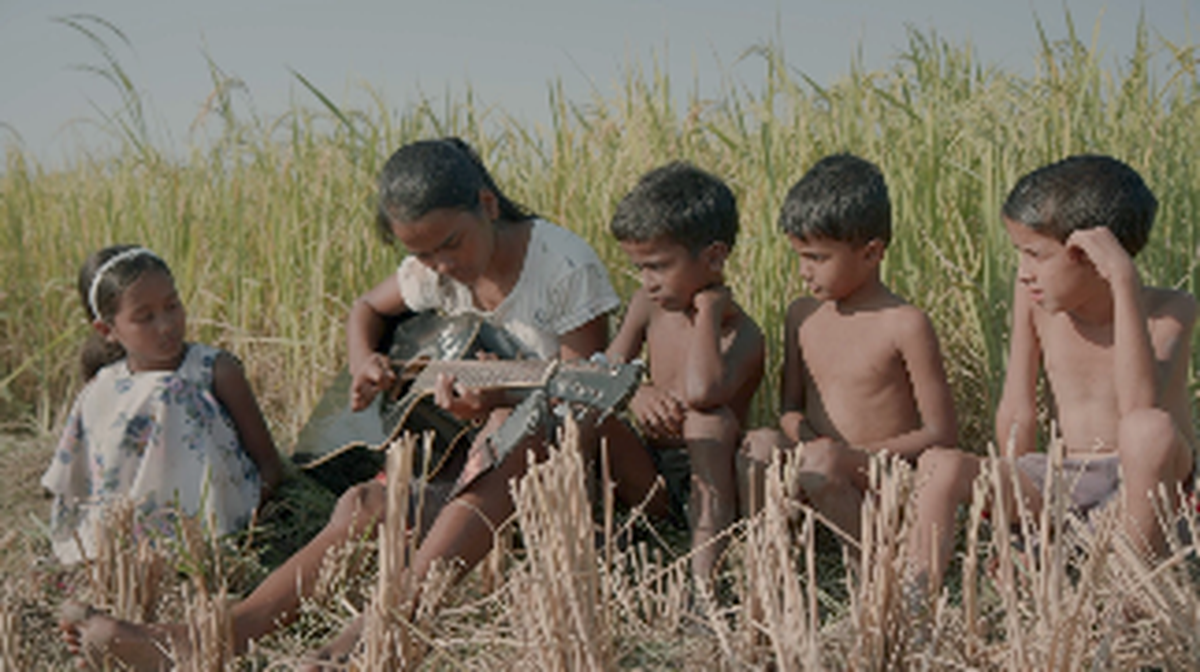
[42, 245, 283, 563]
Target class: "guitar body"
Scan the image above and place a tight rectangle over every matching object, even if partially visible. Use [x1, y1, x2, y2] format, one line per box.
[292, 311, 528, 493]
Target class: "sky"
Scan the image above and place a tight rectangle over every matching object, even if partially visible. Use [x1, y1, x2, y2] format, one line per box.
[1, 1, 1197, 166]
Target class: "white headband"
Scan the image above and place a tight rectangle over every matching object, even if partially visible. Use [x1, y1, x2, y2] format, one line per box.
[87, 247, 162, 320]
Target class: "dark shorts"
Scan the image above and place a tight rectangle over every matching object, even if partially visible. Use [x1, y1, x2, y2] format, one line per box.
[648, 444, 692, 528]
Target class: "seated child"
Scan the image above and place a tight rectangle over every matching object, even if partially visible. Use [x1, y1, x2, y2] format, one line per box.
[600, 161, 766, 588]
[738, 154, 958, 550]
[908, 154, 1197, 594]
[57, 138, 620, 670]
[43, 245, 284, 563]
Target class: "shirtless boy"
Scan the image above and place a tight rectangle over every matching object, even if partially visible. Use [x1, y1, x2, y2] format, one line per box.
[739, 153, 958, 549]
[908, 154, 1196, 593]
[602, 161, 765, 587]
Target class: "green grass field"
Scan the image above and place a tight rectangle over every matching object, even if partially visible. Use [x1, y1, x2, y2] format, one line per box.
[2, 15, 1200, 670]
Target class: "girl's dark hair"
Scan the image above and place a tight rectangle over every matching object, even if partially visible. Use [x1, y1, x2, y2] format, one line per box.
[77, 244, 174, 380]
[374, 137, 535, 245]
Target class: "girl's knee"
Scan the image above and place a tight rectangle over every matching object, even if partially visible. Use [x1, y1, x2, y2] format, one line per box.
[330, 481, 386, 531]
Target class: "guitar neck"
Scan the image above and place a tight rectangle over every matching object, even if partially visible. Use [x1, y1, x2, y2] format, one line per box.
[399, 359, 558, 397]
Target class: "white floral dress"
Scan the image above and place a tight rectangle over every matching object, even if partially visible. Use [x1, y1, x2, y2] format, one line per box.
[41, 343, 261, 564]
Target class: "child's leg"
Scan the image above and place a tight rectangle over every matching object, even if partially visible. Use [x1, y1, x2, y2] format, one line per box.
[410, 438, 529, 584]
[60, 480, 388, 669]
[235, 481, 387, 638]
[907, 448, 981, 591]
[307, 409, 536, 665]
[792, 438, 870, 545]
[1117, 407, 1194, 560]
[737, 427, 789, 518]
[908, 448, 1043, 593]
[683, 406, 740, 588]
[596, 415, 670, 520]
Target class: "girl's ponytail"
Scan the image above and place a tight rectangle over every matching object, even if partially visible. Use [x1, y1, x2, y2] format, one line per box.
[440, 137, 534, 224]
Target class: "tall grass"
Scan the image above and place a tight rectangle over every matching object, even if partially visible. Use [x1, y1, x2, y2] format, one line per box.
[1, 12, 1199, 669]
[2, 19, 1198, 452]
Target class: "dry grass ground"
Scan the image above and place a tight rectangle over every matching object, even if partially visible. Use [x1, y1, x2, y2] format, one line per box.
[4, 430, 1200, 670]
[0, 432, 77, 670]
[0, 433, 54, 574]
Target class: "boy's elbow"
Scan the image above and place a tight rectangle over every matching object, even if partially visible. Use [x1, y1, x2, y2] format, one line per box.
[929, 419, 959, 451]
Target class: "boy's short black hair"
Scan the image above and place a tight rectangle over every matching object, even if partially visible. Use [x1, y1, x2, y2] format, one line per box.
[778, 153, 891, 247]
[610, 161, 738, 254]
[1002, 154, 1156, 256]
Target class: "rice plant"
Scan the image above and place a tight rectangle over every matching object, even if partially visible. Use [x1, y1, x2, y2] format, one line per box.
[1, 11, 1199, 670]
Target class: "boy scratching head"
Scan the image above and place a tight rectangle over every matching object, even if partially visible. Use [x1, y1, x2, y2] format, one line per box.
[1001, 155, 1157, 316]
[1001, 154, 1156, 256]
[610, 161, 738, 312]
[780, 153, 891, 304]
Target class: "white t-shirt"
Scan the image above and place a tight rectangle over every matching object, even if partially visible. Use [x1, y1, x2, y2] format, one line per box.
[395, 219, 619, 358]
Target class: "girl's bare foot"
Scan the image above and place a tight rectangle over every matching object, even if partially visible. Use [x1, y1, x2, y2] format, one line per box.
[59, 601, 187, 671]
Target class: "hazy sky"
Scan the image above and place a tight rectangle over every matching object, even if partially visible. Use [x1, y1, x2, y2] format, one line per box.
[1, 1, 1196, 165]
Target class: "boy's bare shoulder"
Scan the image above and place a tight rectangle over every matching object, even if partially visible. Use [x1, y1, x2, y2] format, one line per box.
[886, 299, 938, 332]
[857, 290, 933, 330]
[785, 295, 822, 323]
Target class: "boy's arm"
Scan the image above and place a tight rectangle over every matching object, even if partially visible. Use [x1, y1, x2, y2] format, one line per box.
[607, 289, 686, 439]
[1066, 228, 1157, 413]
[682, 285, 764, 411]
[605, 288, 651, 364]
[995, 276, 1041, 456]
[778, 298, 817, 443]
[858, 309, 958, 460]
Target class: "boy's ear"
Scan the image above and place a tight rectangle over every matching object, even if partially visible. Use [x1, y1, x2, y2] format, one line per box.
[700, 241, 730, 272]
[861, 238, 885, 264]
[478, 188, 500, 222]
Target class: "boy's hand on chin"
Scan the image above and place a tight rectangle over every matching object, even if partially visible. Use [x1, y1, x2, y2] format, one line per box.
[1066, 228, 1137, 285]
[692, 283, 733, 317]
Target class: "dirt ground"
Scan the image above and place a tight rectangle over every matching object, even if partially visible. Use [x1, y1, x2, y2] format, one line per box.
[0, 432, 56, 574]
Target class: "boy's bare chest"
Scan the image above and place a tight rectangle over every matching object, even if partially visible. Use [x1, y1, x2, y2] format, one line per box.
[1040, 319, 1115, 402]
[798, 314, 903, 390]
[644, 312, 734, 389]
